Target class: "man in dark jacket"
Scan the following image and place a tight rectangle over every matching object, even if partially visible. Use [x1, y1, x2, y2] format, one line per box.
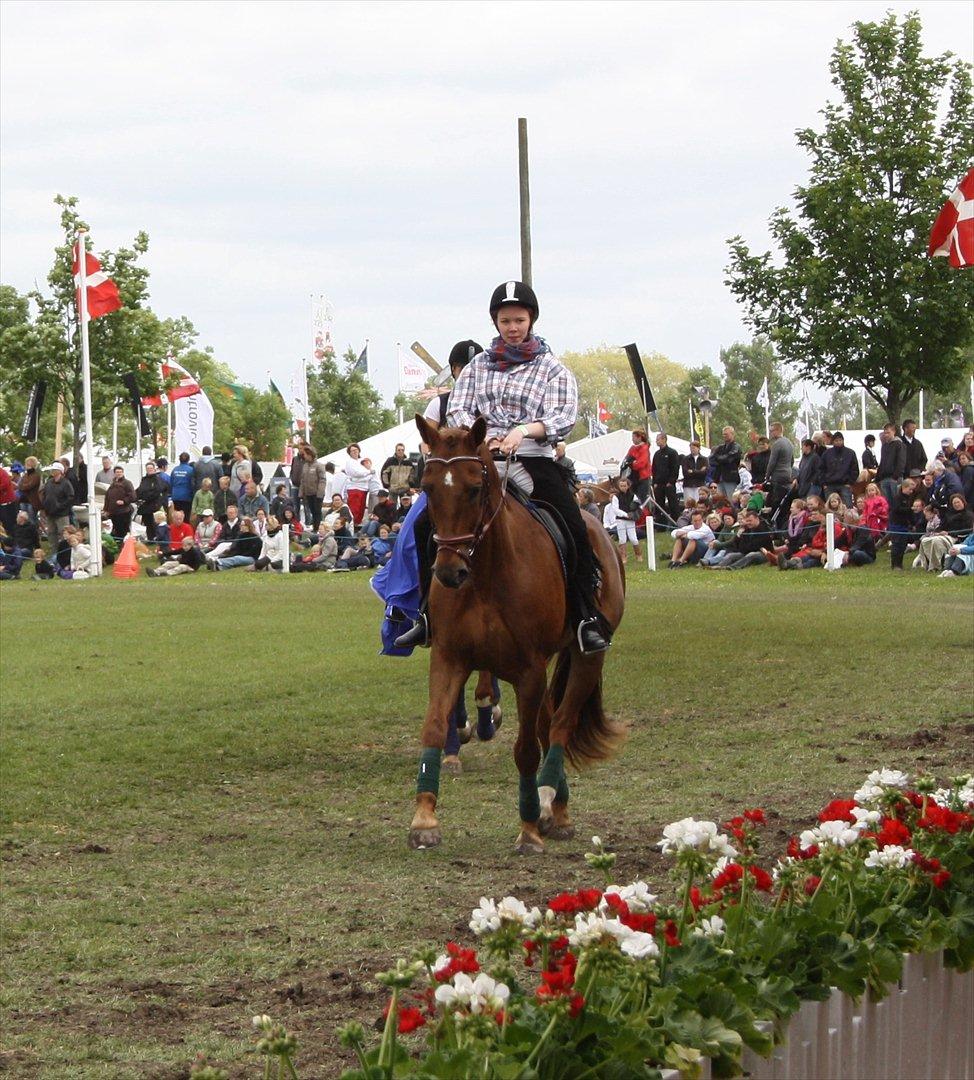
[795, 440, 823, 498]
[820, 432, 858, 506]
[135, 462, 169, 540]
[710, 427, 743, 499]
[713, 509, 771, 569]
[876, 424, 908, 505]
[194, 447, 224, 493]
[765, 422, 795, 509]
[381, 444, 416, 502]
[41, 462, 75, 545]
[213, 475, 238, 524]
[11, 509, 40, 553]
[901, 420, 927, 477]
[652, 434, 682, 520]
[681, 441, 708, 500]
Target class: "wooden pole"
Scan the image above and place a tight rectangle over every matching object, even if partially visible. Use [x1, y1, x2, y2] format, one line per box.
[54, 396, 65, 459]
[517, 117, 532, 287]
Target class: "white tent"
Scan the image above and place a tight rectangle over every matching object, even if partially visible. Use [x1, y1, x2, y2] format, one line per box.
[566, 429, 705, 479]
[317, 417, 426, 471]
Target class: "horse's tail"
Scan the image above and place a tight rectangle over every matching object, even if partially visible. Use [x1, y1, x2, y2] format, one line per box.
[548, 648, 626, 769]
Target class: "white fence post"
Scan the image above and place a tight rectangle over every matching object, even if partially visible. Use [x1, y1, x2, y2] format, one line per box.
[646, 514, 656, 572]
[825, 511, 837, 571]
[281, 524, 290, 574]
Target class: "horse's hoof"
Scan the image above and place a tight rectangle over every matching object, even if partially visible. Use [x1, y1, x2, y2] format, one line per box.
[456, 723, 473, 745]
[408, 828, 442, 850]
[515, 835, 545, 855]
[442, 756, 462, 777]
[546, 824, 576, 841]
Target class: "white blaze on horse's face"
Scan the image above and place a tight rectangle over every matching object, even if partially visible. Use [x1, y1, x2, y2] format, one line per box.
[443, 470, 454, 487]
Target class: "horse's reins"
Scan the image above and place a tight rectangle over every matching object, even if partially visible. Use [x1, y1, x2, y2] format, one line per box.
[425, 452, 511, 566]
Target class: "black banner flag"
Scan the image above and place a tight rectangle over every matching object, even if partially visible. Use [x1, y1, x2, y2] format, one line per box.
[122, 372, 153, 438]
[21, 380, 46, 442]
[623, 343, 661, 427]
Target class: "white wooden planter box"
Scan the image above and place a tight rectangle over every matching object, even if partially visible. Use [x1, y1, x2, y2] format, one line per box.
[659, 951, 973, 1079]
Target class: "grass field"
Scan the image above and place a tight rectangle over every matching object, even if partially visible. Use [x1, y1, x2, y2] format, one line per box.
[1, 562, 972, 1078]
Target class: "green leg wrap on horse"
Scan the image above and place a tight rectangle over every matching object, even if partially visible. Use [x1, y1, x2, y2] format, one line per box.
[519, 774, 540, 822]
[537, 744, 565, 791]
[556, 772, 570, 805]
[417, 747, 442, 795]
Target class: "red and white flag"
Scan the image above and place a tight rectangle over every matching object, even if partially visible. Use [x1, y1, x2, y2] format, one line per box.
[73, 243, 122, 319]
[140, 359, 202, 406]
[597, 401, 613, 423]
[928, 167, 974, 268]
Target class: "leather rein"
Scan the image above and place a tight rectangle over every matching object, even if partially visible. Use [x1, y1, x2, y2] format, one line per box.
[425, 452, 511, 566]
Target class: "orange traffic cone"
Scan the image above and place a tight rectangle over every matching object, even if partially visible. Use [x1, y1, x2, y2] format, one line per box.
[113, 534, 139, 579]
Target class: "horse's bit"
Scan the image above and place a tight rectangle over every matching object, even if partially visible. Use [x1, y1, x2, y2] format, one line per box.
[425, 452, 511, 566]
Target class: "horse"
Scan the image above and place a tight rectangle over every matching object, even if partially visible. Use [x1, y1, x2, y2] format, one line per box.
[581, 477, 621, 508]
[408, 415, 627, 854]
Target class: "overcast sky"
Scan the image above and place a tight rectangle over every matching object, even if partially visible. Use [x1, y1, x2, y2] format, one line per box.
[2, 0, 971, 409]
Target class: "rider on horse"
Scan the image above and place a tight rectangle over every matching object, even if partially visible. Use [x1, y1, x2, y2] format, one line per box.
[394, 280, 611, 655]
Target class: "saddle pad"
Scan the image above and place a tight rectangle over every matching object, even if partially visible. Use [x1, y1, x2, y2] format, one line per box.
[527, 500, 576, 582]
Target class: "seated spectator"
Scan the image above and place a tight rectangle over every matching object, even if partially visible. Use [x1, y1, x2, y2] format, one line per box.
[253, 507, 269, 538]
[146, 536, 205, 577]
[191, 477, 215, 523]
[0, 538, 22, 580]
[290, 525, 337, 572]
[777, 507, 844, 570]
[281, 507, 303, 542]
[371, 525, 394, 567]
[195, 508, 222, 552]
[917, 494, 974, 571]
[269, 483, 293, 521]
[395, 492, 414, 523]
[32, 547, 58, 579]
[60, 532, 93, 579]
[700, 509, 738, 567]
[11, 508, 40, 555]
[213, 475, 238, 524]
[323, 493, 353, 533]
[251, 517, 288, 571]
[711, 509, 772, 570]
[152, 511, 171, 557]
[334, 535, 375, 571]
[167, 510, 194, 557]
[669, 510, 714, 567]
[824, 491, 844, 517]
[777, 499, 812, 557]
[240, 480, 270, 519]
[834, 510, 876, 568]
[367, 491, 398, 533]
[940, 531, 974, 578]
[208, 517, 262, 570]
[577, 488, 602, 521]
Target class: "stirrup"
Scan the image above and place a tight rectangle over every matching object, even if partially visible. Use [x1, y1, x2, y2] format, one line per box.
[576, 616, 610, 654]
[394, 612, 430, 649]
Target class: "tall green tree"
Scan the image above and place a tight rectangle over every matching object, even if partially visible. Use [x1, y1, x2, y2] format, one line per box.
[720, 337, 798, 433]
[306, 348, 395, 453]
[662, 365, 753, 445]
[726, 13, 974, 424]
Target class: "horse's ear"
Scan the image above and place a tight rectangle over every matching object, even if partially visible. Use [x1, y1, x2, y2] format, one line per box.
[416, 414, 438, 448]
[470, 416, 487, 448]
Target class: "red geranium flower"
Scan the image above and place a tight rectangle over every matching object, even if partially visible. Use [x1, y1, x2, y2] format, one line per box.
[689, 886, 705, 911]
[918, 804, 973, 835]
[877, 817, 912, 848]
[712, 863, 745, 891]
[818, 799, 857, 824]
[576, 888, 603, 910]
[912, 853, 941, 873]
[787, 836, 819, 860]
[548, 892, 584, 915]
[803, 875, 822, 896]
[664, 920, 681, 948]
[569, 993, 585, 1018]
[621, 912, 657, 934]
[434, 941, 479, 982]
[397, 1006, 426, 1034]
[749, 865, 773, 892]
[603, 892, 630, 918]
[932, 870, 952, 889]
[744, 808, 767, 825]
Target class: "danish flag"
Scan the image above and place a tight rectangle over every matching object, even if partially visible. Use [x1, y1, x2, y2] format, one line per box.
[72, 243, 122, 319]
[140, 359, 202, 407]
[597, 401, 613, 423]
[928, 167, 974, 268]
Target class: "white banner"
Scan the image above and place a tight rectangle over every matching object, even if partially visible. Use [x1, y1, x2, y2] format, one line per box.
[312, 294, 335, 361]
[400, 353, 427, 392]
[174, 390, 214, 456]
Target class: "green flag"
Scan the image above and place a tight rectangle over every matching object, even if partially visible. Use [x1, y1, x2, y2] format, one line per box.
[269, 378, 287, 404]
[214, 376, 245, 403]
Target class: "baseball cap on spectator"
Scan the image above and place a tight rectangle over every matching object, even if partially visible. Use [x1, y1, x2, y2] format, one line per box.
[377, 489, 389, 497]
[201, 508, 214, 517]
[941, 438, 952, 446]
[46, 462, 64, 472]
[10, 461, 24, 473]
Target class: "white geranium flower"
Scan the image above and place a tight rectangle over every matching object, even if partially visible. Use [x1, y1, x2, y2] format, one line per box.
[711, 856, 733, 879]
[468, 972, 510, 1014]
[659, 818, 737, 858]
[435, 971, 475, 1008]
[469, 897, 501, 935]
[864, 845, 913, 870]
[800, 820, 861, 849]
[603, 881, 658, 914]
[432, 953, 451, 978]
[933, 777, 974, 808]
[692, 915, 727, 939]
[854, 768, 909, 804]
[851, 807, 882, 827]
[619, 930, 660, 959]
[591, 835, 602, 847]
[568, 912, 611, 949]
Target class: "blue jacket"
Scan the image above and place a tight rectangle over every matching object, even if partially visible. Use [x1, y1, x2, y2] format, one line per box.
[957, 531, 974, 557]
[169, 463, 196, 502]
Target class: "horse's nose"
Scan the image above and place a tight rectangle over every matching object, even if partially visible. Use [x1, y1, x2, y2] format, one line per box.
[435, 564, 469, 589]
[454, 566, 469, 588]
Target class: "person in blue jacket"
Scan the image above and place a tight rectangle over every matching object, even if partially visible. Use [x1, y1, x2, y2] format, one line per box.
[940, 531, 974, 578]
[169, 452, 196, 518]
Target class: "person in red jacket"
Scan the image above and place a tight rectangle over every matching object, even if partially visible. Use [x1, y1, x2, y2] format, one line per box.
[166, 509, 194, 555]
[778, 508, 844, 569]
[0, 464, 17, 536]
[862, 483, 889, 537]
[623, 429, 651, 502]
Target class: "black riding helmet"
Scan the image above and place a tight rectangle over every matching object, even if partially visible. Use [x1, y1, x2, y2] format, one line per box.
[489, 280, 539, 325]
[448, 339, 483, 376]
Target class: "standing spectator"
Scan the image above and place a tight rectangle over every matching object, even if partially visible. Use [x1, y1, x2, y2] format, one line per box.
[622, 430, 651, 502]
[191, 477, 215, 522]
[298, 445, 328, 530]
[669, 510, 714, 567]
[194, 508, 222, 552]
[289, 437, 307, 524]
[193, 445, 224, 493]
[230, 445, 254, 495]
[651, 433, 681, 521]
[765, 422, 795, 510]
[323, 461, 339, 503]
[380, 443, 416, 503]
[710, 426, 743, 500]
[680, 440, 708, 502]
[40, 462, 75, 545]
[888, 477, 919, 570]
[135, 462, 168, 540]
[169, 452, 196, 518]
[17, 456, 42, 516]
[862, 483, 889, 537]
[820, 431, 858, 506]
[154, 458, 171, 506]
[746, 436, 771, 487]
[858, 434, 879, 482]
[0, 464, 18, 535]
[240, 480, 269, 519]
[342, 444, 374, 525]
[603, 476, 641, 564]
[94, 455, 115, 489]
[102, 465, 137, 538]
[554, 442, 579, 491]
[875, 423, 907, 504]
[900, 419, 927, 477]
[213, 475, 237, 524]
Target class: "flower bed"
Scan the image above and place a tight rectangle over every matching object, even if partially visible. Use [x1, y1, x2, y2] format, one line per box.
[192, 769, 974, 1079]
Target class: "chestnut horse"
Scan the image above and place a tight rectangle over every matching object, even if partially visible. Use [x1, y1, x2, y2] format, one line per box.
[409, 415, 626, 853]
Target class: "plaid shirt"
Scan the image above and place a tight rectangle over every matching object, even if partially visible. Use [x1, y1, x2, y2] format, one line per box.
[448, 352, 578, 457]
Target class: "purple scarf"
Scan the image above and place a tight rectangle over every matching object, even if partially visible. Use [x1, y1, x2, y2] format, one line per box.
[484, 334, 550, 372]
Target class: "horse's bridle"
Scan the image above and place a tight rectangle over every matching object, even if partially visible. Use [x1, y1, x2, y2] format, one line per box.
[424, 453, 510, 567]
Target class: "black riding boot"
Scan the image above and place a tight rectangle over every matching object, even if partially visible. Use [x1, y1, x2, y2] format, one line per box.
[393, 511, 434, 648]
[394, 607, 430, 649]
[574, 588, 611, 654]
